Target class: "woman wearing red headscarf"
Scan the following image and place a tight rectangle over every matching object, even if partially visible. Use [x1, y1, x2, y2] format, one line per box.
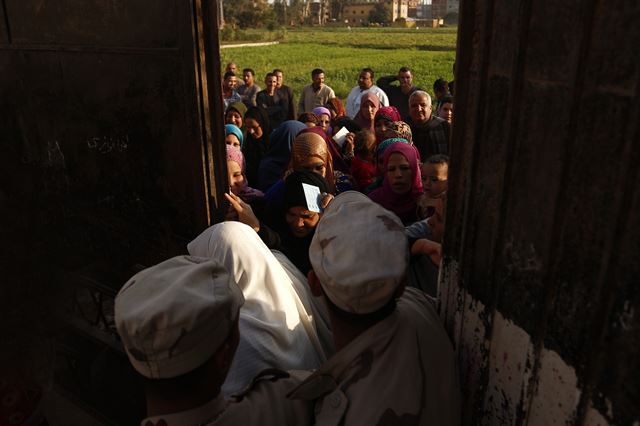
[374, 106, 402, 143]
[369, 141, 423, 225]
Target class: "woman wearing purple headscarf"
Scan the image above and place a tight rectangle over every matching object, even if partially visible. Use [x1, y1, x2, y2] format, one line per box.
[312, 106, 333, 136]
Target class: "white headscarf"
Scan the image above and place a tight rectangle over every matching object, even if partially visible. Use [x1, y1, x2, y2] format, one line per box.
[187, 222, 333, 396]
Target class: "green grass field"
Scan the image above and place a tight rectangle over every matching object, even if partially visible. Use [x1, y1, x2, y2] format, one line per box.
[220, 27, 457, 101]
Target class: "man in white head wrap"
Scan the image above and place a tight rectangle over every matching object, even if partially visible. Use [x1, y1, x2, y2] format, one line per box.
[116, 256, 315, 425]
[288, 191, 461, 425]
[187, 221, 333, 397]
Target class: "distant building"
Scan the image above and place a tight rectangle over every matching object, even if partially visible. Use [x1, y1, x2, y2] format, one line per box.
[309, 0, 331, 25]
[431, 0, 457, 18]
[407, 0, 419, 18]
[342, 0, 408, 24]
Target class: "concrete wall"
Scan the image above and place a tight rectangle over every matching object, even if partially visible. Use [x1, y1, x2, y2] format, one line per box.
[441, 0, 640, 424]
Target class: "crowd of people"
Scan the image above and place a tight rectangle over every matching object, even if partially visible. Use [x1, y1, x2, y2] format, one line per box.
[114, 62, 459, 425]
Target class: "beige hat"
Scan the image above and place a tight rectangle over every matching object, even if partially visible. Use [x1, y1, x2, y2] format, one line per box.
[115, 256, 244, 379]
[309, 191, 408, 314]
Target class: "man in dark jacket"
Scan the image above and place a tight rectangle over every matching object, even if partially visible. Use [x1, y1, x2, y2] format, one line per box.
[406, 90, 450, 160]
[376, 66, 421, 121]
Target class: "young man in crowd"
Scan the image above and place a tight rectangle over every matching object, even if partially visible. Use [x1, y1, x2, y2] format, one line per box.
[433, 78, 450, 112]
[115, 256, 313, 425]
[298, 68, 336, 114]
[437, 94, 454, 124]
[345, 68, 389, 118]
[274, 68, 296, 120]
[238, 68, 261, 108]
[222, 71, 242, 110]
[377, 66, 422, 121]
[225, 62, 244, 88]
[256, 72, 286, 129]
[407, 90, 450, 159]
[289, 192, 460, 425]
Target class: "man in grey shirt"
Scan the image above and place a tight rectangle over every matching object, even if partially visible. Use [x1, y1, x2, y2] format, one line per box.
[298, 68, 336, 113]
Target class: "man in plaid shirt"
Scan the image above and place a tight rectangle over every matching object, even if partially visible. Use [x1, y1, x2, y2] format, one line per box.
[407, 90, 451, 160]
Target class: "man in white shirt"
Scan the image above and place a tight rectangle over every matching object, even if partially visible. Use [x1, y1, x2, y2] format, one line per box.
[345, 68, 389, 118]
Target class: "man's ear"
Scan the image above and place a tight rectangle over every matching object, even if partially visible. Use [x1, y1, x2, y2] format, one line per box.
[307, 269, 323, 297]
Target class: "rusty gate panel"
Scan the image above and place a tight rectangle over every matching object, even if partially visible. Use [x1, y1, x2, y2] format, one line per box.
[442, 0, 640, 424]
[7, 0, 180, 47]
[0, 1, 226, 423]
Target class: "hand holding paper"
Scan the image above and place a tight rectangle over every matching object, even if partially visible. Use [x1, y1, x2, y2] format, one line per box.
[332, 126, 350, 148]
[302, 183, 322, 213]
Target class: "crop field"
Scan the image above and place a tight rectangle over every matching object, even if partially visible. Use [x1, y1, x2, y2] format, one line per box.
[220, 27, 458, 100]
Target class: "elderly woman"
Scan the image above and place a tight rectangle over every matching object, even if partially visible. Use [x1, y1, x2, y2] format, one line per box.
[225, 123, 244, 149]
[226, 144, 263, 204]
[353, 92, 380, 131]
[187, 220, 333, 397]
[312, 106, 332, 136]
[242, 106, 272, 189]
[257, 120, 307, 192]
[225, 101, 247, 129]
[369, 141, 423, 225]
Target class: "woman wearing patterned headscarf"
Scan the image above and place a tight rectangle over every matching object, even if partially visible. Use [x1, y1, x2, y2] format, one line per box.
[353, 92, 380, 131]
[389, 121, 413, 144]
[289, 130, 337, 194]
[369, 142, 423, 225]
[374, 106, 403, 143]
[364, 136, 412, 194]
[262, 129, 341, 225]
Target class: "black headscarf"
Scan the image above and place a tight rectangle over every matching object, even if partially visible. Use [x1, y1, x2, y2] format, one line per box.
[283, 170, 330, 211]
[243, 107, 272, 188]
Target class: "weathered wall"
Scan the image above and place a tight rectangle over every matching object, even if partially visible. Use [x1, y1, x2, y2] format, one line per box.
[440, 0, 640, 424]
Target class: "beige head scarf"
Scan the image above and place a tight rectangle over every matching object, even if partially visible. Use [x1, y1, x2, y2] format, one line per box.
[290, 132, 336, 193]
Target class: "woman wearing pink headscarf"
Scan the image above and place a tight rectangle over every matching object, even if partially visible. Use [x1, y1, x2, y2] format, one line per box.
[226, 144, 264, 203]
[369, 142, 423, 225]
[353, 92, 380, 131]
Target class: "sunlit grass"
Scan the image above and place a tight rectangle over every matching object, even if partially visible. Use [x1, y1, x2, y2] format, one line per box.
[221, 27, 457, 100]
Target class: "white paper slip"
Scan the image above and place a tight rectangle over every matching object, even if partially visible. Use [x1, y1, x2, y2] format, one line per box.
[302, 183, 322, 213]
[332, 126, 350, 148]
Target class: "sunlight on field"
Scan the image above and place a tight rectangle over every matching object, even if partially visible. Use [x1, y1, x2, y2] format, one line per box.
[221, 27, 457, 100]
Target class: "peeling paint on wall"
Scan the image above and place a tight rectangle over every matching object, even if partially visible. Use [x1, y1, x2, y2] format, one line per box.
[482, 310, 534, 425]
[527, 348, 580, 425]
[438, 265, 615, 426]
